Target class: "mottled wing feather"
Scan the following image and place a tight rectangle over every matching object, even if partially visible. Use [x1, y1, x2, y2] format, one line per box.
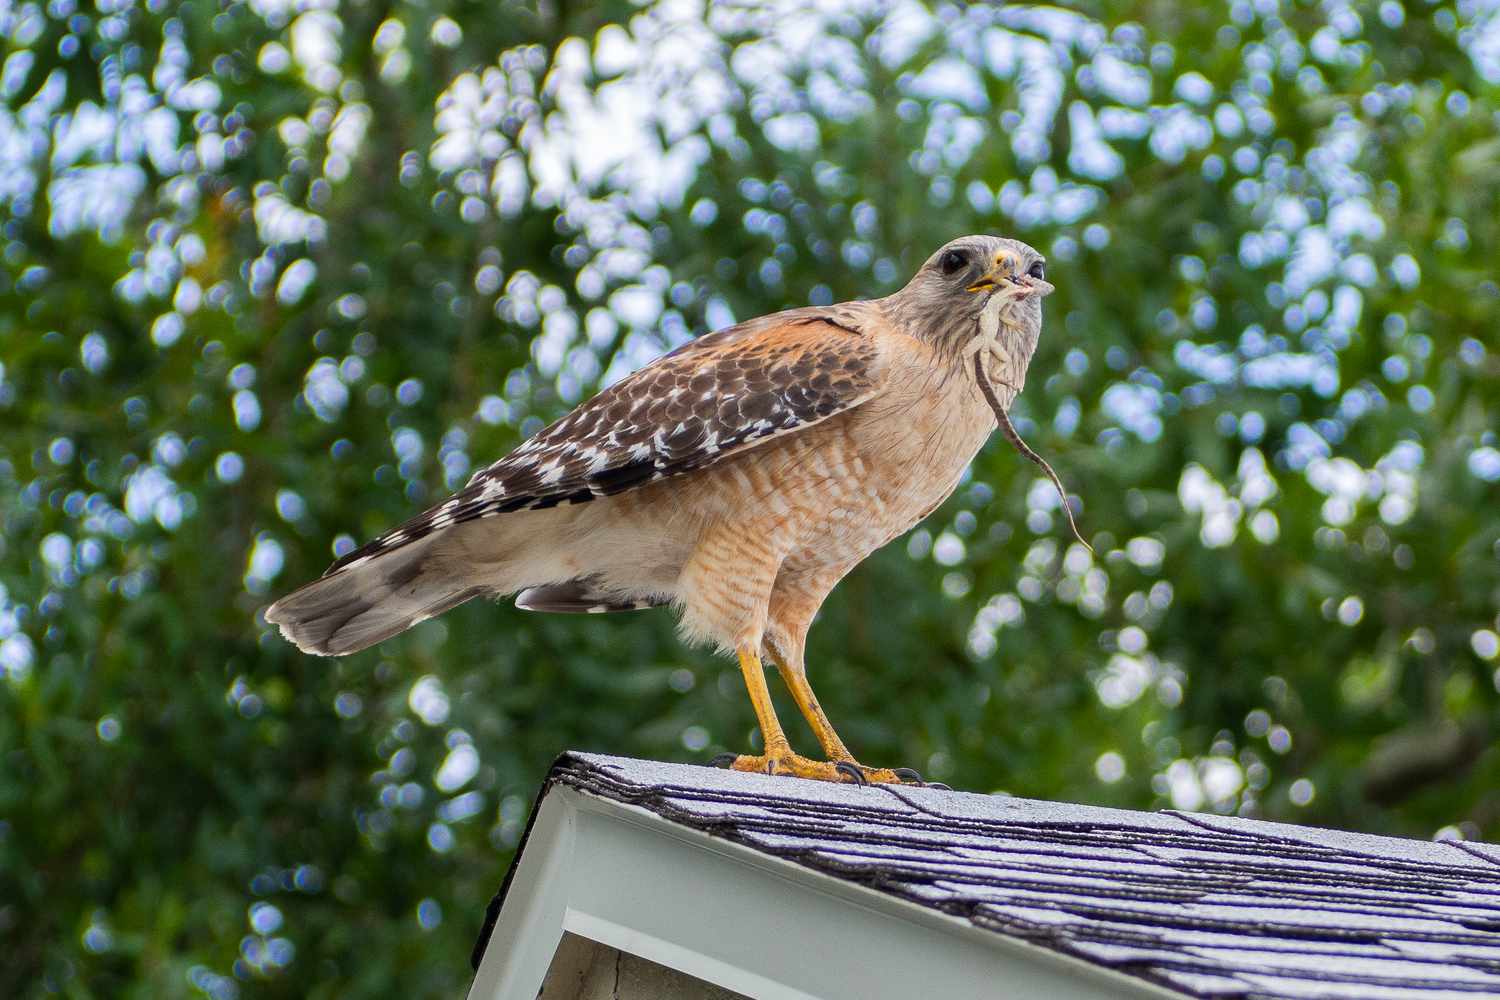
[324, 308, 883, 576]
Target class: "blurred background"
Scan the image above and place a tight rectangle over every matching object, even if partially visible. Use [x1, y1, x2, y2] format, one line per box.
[2, 0, 1499, 995]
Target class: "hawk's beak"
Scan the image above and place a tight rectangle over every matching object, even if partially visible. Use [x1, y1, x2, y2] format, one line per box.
[966, 251, 1054, 297]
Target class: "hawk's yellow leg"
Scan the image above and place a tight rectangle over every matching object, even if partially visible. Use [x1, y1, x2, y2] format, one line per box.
[772, 658, 852, 760]
[770, 654, 910, 783]
[728, 647, 907, 784]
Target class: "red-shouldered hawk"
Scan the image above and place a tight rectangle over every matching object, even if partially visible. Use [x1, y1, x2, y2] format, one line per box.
[266, 235, 1063, 784]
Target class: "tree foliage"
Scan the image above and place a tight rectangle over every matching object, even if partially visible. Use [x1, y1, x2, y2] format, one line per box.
[2, 0, 1498, 995]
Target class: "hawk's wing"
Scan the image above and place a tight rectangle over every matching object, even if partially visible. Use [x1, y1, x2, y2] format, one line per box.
[325, 306, 886, 576]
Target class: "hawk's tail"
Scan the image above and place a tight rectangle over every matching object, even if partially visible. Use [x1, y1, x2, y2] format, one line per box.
[264, 537, 484, 656]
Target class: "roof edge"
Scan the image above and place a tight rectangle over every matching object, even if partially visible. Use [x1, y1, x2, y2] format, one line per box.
[469, 751, 582, 970]
[471, 763, 1183, 1000]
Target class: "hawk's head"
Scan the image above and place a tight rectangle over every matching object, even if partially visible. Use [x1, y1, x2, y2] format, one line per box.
[890, 235, 1054, 364]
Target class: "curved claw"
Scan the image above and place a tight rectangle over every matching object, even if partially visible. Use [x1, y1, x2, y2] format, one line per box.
[708, 752, 738, 769]
[892, 767, 925, 785]
[927, 782, 953, 791]
[833, 760, 869, 786]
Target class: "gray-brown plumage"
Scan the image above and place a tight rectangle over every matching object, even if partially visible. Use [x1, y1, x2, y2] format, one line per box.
[266, 235, 1060, 784]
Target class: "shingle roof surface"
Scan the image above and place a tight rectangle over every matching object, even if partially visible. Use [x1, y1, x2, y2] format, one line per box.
[548, 753, 1500, 1000]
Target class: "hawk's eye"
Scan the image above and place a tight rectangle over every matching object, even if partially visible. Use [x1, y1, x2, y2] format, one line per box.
[1028, 260, 1046, 280]
[939, 249, 969, 276]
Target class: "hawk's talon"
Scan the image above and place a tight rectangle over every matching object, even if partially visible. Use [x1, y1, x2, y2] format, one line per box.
[928, 782, 953, 791]
[708, 752, 738, 769]
[892, 767, 925, 785]
[834, 761, 869, 785]
[720, 751, 911, 785]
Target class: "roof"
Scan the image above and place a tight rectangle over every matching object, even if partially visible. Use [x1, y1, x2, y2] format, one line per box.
[471, 753, 1500, 1000]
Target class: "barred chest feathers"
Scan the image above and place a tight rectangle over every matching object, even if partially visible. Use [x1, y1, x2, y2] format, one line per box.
[830, 321, 1031, 554]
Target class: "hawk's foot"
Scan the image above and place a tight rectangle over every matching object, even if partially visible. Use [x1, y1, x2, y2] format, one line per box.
[712, 750, 922, 785]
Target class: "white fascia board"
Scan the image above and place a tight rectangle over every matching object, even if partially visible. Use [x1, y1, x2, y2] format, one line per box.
[469, 786, 1182, 1000]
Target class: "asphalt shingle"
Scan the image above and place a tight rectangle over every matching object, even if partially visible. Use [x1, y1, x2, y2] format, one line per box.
[543, 752, 1500, 999]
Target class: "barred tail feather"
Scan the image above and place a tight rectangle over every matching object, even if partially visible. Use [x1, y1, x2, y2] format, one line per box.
[264, 537, 483, 656]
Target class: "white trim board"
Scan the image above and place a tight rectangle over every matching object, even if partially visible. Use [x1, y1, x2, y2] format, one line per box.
[468, 785, 1181, 1000]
